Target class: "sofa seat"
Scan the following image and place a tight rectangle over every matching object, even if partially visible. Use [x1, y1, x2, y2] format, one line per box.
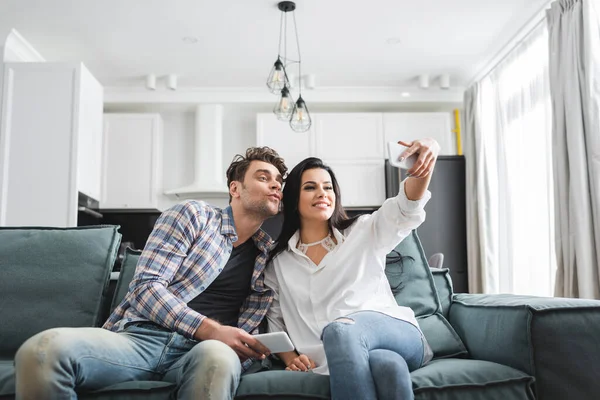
[412, 359, 535, 400]
[0, 357, 535, 400]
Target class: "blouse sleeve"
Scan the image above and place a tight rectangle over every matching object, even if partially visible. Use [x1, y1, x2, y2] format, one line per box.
[263, 263, 288, 333]
[365, 178, 431, 254]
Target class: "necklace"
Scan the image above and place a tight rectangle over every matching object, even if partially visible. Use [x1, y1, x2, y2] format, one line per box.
[297, 233, 337, 254]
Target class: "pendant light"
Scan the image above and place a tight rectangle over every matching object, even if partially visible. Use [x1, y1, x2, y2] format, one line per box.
[266, 58, 289, 95]
[274, 86, 294, 120]
[267, 1, 311, 132]
[290, 94, 311, 132]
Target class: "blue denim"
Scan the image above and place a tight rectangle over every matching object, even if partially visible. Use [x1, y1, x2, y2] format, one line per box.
[14, 322, 243, 400]
[321, 311, 425, 400]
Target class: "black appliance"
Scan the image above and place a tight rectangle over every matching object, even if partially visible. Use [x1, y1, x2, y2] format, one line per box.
[77, 192, 103, 226]
[385, 156, 468, 293]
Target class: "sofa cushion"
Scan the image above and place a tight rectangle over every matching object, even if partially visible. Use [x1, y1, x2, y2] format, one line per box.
[110, 248, 142, 312]
[0, 226, 121, 359]
[0, 360, 15, 398]
[79, 381, 173, 400]
[411, 359, 535, 400]
[236, 370, 330, 400]
[385, 231, 467, 359]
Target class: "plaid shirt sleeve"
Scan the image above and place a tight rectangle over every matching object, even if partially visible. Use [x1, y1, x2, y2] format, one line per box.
[127, 202, 208, 338]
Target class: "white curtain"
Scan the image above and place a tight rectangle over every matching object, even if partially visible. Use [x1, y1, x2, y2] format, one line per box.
[464, 22, 557, 296]
[548, 0, 600, 299]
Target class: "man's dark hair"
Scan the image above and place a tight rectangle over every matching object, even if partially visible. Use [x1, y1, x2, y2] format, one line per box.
[268, 157, 359, 263]
[226, 147, 288, 202]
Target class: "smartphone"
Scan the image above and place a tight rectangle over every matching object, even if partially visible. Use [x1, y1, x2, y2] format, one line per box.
[387, 141, 417, 170]
[253, 332, 295, 353]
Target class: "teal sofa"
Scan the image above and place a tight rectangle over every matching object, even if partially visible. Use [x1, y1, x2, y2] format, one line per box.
[1, 225, 599, 400]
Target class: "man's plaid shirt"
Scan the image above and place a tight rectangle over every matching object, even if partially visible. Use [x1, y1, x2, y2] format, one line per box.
[103, 200, 274, 369]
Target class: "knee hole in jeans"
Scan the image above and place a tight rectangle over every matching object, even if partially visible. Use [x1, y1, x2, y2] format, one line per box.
[321, 317, 357, 342]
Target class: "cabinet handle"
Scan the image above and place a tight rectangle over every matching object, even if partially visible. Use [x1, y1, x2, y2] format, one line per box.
[78, 207, 103, 219]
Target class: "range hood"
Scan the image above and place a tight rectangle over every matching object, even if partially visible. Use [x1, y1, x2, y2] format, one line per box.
[164, 104, 229, 198]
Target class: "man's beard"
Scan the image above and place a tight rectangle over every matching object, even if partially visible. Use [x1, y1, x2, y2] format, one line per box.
[241, 189, 278, 219]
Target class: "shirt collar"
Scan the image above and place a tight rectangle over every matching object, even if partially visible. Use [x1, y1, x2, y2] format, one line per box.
[220, 206, 274, 253]
[252, 228, 275, 253]
[220, 206, 237, 240]
[287, 227, 345, 253]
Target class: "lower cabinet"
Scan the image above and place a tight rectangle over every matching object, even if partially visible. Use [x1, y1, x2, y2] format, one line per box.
[101, 114, 163, 210]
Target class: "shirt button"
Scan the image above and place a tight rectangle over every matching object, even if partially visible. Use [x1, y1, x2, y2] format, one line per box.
[218, 268, 222, 272]
[200, 286, 205, 290]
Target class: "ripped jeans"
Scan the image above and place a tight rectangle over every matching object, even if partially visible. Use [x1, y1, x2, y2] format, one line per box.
[14, 322, 243, 400]
[321, 311, 426, 400]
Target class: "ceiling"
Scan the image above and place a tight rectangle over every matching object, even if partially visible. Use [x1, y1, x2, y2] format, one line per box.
[0, 0, 551, 89]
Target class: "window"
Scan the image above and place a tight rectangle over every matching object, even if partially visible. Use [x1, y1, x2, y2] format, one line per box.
[479, 23, 556, 296]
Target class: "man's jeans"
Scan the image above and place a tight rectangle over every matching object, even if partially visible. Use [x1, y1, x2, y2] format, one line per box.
[15, 322, 243, 400]
[322, 311, 426, 400]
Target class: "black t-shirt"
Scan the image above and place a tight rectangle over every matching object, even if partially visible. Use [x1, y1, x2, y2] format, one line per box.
[187, 239, 259, 327]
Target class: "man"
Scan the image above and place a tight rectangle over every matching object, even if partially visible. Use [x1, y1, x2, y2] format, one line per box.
[15, 147, 288, 400]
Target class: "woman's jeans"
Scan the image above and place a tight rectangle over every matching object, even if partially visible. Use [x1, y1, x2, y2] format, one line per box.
[14, 322, 244, 400]
[322, 311, 425, 400]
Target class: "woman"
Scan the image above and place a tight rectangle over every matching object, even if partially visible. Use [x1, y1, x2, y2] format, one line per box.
[264, 138, 439, 400]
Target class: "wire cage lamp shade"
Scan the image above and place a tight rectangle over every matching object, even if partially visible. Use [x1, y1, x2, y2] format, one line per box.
[266, 58, 289, 94]
[274, 86, 294, 120]
[290, 95, 311, 132]
[267, 1, 311, 132]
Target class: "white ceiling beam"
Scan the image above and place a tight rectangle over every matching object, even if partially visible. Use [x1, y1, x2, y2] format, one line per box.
[104, 86, 465, 105]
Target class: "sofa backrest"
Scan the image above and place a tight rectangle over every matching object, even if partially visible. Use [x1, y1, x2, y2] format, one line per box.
[0, 226, 121, 358]
[384, 231, 466, 359]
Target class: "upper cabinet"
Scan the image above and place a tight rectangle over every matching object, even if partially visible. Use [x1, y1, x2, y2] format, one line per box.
[314, 113, 384, 161]
[257, 114, 315, 171]
[101, 114, 163, 210]
[257, 112, 453, 208]
[0, 62, 103, 227]
[383, 113, 453, 156]
[257, 113, 386, 207]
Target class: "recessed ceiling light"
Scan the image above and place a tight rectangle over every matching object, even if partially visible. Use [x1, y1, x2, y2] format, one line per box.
[182, 36, 199, 44]
[386, 37, 402, 45]
[401, 92, 411, 97]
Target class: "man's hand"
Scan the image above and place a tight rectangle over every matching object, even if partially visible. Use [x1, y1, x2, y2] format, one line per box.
[285, 354, 316, 372]
[194, 319, 270, 361]
[398, 138, 440, 179]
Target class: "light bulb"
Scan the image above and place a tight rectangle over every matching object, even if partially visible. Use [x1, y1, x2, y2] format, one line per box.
[267, 59, 288, 94]
[280, 97, 289, 111]
[272, 70, 284, 86]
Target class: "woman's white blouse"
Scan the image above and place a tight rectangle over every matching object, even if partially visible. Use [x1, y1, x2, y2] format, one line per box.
[264, 179, 431, 375]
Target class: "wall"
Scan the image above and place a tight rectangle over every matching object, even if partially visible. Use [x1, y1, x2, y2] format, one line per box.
[106, 102, 462, 210]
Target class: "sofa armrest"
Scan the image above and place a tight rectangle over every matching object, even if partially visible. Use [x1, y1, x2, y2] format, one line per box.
[449, 293, 600, 400]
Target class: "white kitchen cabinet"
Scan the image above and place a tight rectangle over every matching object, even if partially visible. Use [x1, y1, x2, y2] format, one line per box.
[314, 113, 383, 161]
[101, 114, 163, 210]
[77, 67, 104, 201]
[327, 160, 386, 207]
[256, 114, 314, 171]
[256, 113, 385, 207]
[0, 62, 103, 227]
[383, 113, 454, 156]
